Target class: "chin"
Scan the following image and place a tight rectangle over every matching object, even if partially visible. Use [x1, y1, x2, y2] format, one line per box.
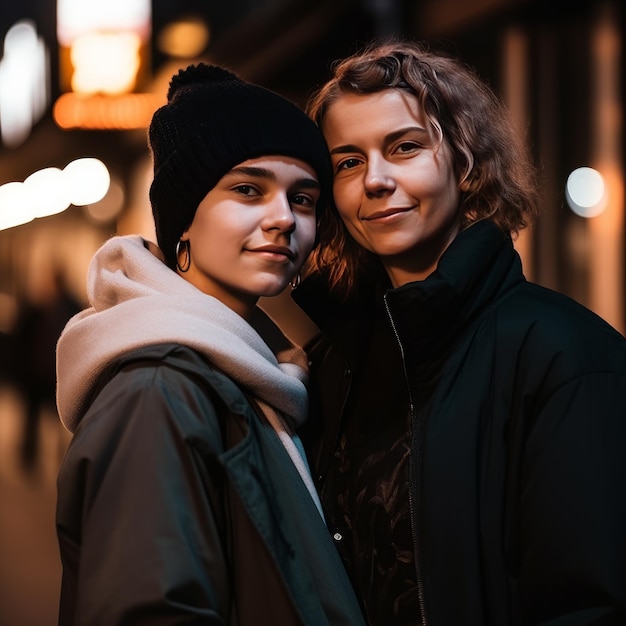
[256, 283, 289, 298]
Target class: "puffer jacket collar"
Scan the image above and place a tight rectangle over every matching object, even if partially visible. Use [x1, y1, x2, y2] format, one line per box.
[385, 220, 525, 369]
[296, 221, 524, 367]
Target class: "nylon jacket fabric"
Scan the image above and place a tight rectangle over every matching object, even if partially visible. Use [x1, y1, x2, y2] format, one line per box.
[55, 236, 365, 625]
[56, 345, 365, 625]
[293, 220, 626, 626]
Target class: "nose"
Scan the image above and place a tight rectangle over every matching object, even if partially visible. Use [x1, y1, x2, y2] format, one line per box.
[263, 193, 296, 233]
[364, 155, 395, 197]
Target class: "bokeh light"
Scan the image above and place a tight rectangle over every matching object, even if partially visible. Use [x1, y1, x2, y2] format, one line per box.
[24, 167, 71, 217]
[565, 167, 607, 218]
[157, 17, 210, 58]
[63, 158, 111, 205]
[0, 182, 33, 229]
[0, 20, 49, 148]
[0, 159, 112, 230]
[70, 32, 141, 95]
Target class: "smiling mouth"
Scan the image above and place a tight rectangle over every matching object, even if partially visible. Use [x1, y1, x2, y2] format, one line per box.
[249, 245, 295, 260]
[363, 206, 414, 221]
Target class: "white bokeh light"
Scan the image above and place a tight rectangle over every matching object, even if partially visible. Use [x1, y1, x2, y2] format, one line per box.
[64, 158, 111, 205]
[57, 0, 150, 46]
[0, 182, 34, 229]
[24, 167, 71, 217]
[0, 20, 49, 148]
[0, 158, 114, 230]
[565, 167, 607, 218]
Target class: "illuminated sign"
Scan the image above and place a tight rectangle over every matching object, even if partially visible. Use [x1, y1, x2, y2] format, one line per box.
[54, 0, 159, 130]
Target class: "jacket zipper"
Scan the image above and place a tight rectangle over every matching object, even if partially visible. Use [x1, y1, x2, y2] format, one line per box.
[384, 293, 428, 626]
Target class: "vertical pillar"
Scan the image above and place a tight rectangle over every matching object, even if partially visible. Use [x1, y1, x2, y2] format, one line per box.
[588, 1, 624, 334]
[502, 26, 534, 280]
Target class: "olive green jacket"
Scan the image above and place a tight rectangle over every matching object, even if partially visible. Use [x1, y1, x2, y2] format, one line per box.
[57, 344, 365, 625]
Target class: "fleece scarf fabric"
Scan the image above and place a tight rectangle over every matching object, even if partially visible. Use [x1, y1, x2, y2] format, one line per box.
[56, 234, 322, 517]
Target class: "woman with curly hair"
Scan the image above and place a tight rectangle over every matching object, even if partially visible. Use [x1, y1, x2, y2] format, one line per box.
[293, 40, 626, 625]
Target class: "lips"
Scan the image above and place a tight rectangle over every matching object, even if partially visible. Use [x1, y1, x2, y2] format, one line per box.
[249, 244, 295, 260]
[363, 206, 413, 221]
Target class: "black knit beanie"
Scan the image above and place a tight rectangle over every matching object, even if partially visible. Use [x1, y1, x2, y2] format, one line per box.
[148, 63, 332, 268]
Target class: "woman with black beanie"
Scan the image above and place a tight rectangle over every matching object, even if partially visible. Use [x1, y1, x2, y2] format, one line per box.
[55, 63, 365, 626]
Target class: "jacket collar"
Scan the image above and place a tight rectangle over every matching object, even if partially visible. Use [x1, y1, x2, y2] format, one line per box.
[385, 220, 524, 367]
[295, 221, 525, 365]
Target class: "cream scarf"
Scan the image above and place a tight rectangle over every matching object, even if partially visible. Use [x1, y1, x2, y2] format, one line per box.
[56, 235, 322, 517]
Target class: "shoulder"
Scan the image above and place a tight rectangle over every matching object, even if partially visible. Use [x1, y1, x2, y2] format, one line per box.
[76, 344, 250, 445]
[102, 343, 244, 398]
[493, 281, 626, 379]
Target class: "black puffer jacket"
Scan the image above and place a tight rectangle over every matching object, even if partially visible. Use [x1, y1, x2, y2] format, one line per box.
[56, 344, 366, 626]
[294, 220, 626, 625]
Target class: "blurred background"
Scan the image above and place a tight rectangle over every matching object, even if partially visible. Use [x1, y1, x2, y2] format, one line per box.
[0, 0, 623, 624]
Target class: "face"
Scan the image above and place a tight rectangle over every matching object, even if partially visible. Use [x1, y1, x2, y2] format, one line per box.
[323, 89, 462, 287]
[180, 156, 319, 318]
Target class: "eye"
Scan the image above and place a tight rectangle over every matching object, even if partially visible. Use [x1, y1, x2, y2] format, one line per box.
[291, 193, 317, 209]
[395, 141, 421, 155]
[335, 157, 362, 172]
[233, 184, 260, 197]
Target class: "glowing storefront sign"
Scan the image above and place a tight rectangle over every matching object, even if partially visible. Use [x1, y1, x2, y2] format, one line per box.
[55, 0, 156, 129]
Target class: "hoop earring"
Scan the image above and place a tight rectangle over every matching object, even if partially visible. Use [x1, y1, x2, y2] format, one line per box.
[175, 239, 191, 273]
[289, 272, 301, 290]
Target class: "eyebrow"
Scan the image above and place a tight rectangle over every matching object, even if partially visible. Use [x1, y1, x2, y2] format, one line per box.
[329, 144, 361, 156]
[329, 126, 430, 155]
[227, 165, 320, 190]
[229, 166, 276, 179]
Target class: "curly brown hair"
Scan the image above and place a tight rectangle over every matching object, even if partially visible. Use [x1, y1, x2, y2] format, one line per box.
[305, 39, 540, 298]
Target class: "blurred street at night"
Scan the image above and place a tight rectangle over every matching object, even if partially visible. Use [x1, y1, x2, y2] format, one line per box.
[0, 0, 623, 623]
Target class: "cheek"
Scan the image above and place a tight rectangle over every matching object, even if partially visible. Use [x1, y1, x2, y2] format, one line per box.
[296, 215, 317, 253]
[335, 201, 360, 238]
[342, 221, 367, 248]
[189, 208, 223, 238]
[332, 180, 358, 221]
[440, 175, 462, 214]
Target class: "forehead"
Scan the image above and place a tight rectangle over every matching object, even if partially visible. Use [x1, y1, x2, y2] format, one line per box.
[323, 90, 429, 140]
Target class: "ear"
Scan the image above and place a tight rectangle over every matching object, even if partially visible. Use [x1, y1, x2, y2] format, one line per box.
[459, 178, 472, 192]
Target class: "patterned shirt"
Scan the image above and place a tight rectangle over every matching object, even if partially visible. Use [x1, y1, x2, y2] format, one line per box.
[324, 315, 423, 625]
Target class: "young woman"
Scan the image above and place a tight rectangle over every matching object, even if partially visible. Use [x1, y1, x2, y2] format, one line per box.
[293, 40, 626, 625]
[55, 63, 365, 626]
